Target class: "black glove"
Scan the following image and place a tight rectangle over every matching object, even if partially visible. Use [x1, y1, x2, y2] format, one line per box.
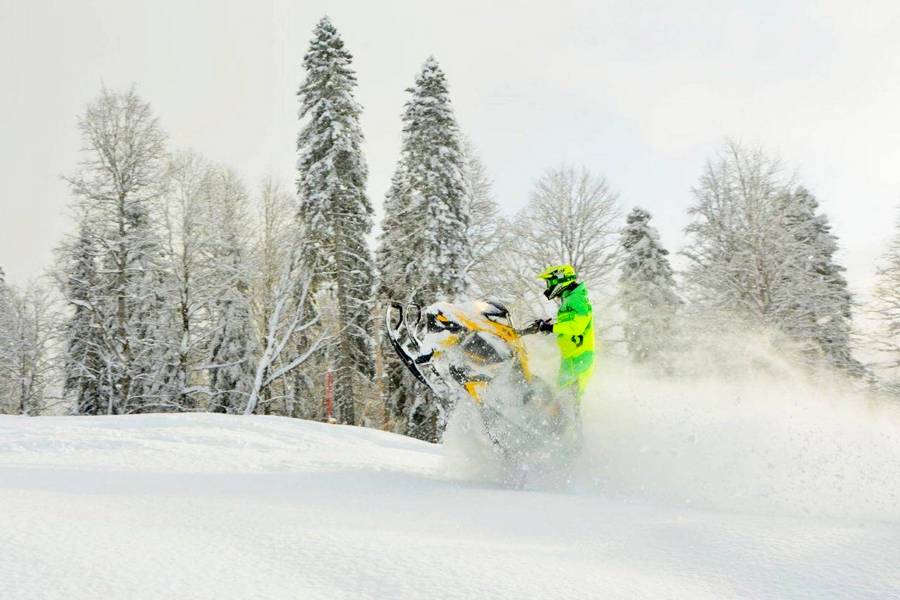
[522, 318, 554, 335]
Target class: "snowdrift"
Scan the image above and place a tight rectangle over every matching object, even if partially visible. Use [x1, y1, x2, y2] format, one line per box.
[1, 410, 898, 600]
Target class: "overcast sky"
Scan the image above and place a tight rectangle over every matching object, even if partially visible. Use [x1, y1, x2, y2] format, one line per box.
[2, 0, 899, 295]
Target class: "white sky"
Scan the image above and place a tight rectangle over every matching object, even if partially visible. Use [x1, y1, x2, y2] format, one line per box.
[1, 0, 899, 295]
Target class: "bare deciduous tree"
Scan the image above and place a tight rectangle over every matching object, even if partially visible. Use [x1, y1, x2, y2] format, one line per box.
[161, 151, 217, 408]
[493, 165, 621, 317]
[0, 282, 58, 415]
[682, 141, 791, 327]
[247, 177, 298, 413]
[63, 87, 168, 412]
[245, 231, 324, 416]
[683, 141, 863, 376]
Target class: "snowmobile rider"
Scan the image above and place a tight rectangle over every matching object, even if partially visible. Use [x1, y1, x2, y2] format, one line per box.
[521, 264, 595, 402]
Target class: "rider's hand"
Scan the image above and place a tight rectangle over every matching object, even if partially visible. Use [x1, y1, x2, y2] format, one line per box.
[521, 318, 554, 335]
[520, 319, 540, 335]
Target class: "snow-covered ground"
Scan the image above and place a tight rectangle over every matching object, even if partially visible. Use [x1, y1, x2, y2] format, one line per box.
[2, 367, 899, 600]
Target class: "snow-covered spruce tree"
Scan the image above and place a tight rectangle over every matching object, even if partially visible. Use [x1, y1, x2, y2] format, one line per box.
[376, 170, 417, 434]
[377, 57, 470, 441]
[204, 169, 257, 414]
[398, 57, 469, 300]
[870, 211, 900, 392]
[296, 16, 375, 425]
[683, 141, 863, 376]
[619, 207, 680, 365]
[65, 87, 168, 414]
[776, 187, 864, 376]
[59, 221, 106, 414]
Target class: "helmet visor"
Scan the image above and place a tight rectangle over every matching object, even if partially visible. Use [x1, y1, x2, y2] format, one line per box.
[543, 279, 563, 300]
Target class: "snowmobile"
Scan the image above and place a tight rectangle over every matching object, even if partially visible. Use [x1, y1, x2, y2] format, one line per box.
[384, 299, 578, 464]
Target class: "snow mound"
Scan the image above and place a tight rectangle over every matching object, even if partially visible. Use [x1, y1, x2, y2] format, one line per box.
[1, 413, 898, 600]
[0, 413, 437, 475]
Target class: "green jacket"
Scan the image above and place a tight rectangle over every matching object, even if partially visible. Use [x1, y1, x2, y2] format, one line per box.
[552, 283, 595, 381]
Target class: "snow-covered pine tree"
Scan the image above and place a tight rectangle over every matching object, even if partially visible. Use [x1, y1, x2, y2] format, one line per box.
[776, 187, 864, 376]
[65, 87, 168, 414]
[376, 170, 413, 304]
[376, 170, 418, 433]
[377, 57, 470, 441]
[619, 207, 680, 365]
[205, 169, 257, 414]
[870, 210, 900, 393]
[399, 57, 469, 301]
[59, 221, 106, 414]
[296, 16, 375, 425]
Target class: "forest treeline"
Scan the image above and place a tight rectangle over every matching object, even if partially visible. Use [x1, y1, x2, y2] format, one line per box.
[1, 17, 898, 440]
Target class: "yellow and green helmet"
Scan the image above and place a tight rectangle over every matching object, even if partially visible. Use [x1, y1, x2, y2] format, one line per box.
[537, 264, 577, 300]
